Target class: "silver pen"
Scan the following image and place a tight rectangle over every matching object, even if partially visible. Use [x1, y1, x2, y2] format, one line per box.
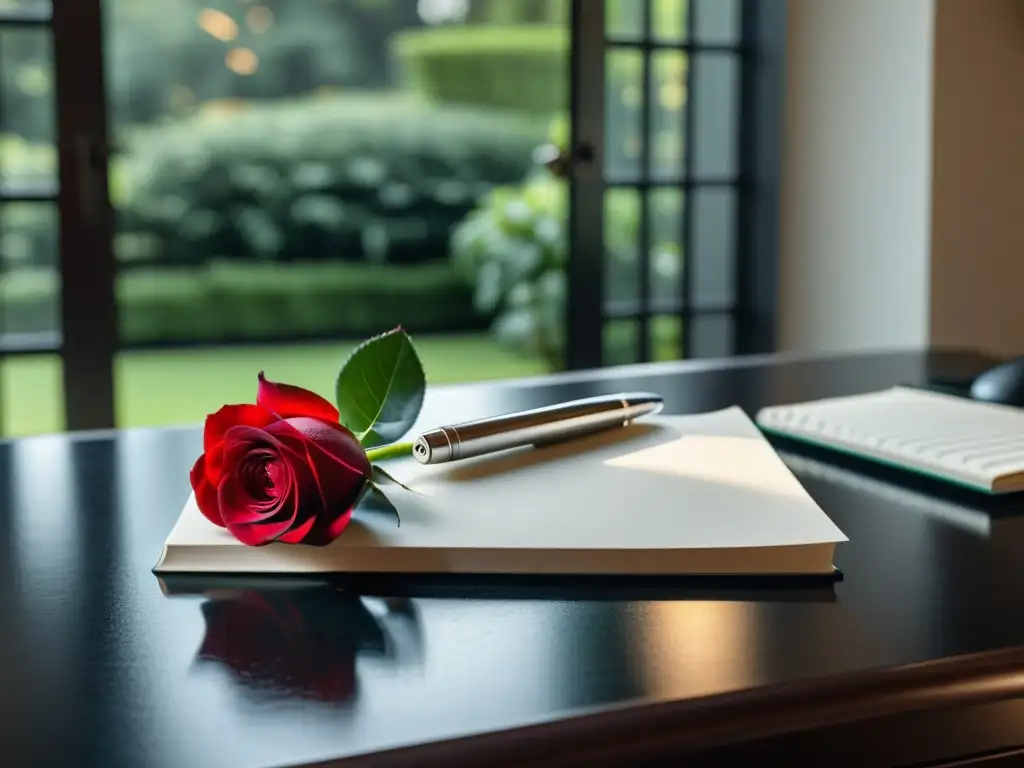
[411, 392, 664, 465]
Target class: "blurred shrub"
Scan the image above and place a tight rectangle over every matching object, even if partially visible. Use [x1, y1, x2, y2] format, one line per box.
[450, 171, 683, 367]
[0, 202, 57, 273]
[392, 25, 685, 173]
[0, 95, 547, 269]
[462, 0, 569, 25]
[104, 0, 423, 125]
[1, 261, 480, 344]
[392, 26, 567, 115]
[115, 94, 547, 267]
[451, 171, 568, 366]
[0, 33, 53, 142]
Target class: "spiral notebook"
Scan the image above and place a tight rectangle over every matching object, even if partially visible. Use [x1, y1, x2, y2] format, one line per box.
[756, 387, 1024, 495]
[154, 406, 847, 578]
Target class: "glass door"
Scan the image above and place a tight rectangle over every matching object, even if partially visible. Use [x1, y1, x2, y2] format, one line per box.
[565, 0, 743, 369]
[0, 0, 116, 435]
[0, 0, 60, 435]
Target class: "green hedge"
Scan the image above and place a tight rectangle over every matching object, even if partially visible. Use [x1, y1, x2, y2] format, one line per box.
[390, 25, 687, 120]
[117, 94, 546, 268]
[1, 94, 548, 270]
[391, 27, 568, 115]
[390, 25, 686, 173]
[2, 261, 481, 344]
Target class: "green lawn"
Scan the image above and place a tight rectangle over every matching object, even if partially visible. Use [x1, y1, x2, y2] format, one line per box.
[0, 334, 549, 438]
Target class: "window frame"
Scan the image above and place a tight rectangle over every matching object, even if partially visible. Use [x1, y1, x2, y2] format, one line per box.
[568, 0, 786, 368]
[0, 0, 785, 432]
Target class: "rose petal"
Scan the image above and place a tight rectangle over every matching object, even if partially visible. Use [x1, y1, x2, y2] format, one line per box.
[273, 417, 371, 478]
[278, 449, 332, 543]
[219, 428, 293, 524]
[217, 475, 277, 533]
[257, 372, 340, 423]
[190, 454, 225, 527]
[306, 438, 370, 507]
[262, 431, 335, 534]
[204, 404, 279, 454]
[218, 427, 301, 545]
[262, 417, 370, 547]
[276, 514, 317, 544]
[322, 504, 356, 542]
[225, 457, 293, 525]
[222, 487, 298, 546]
[271, 426, 361, 499]
[203, 404, 279, 481]
[301, 507, 354, 547]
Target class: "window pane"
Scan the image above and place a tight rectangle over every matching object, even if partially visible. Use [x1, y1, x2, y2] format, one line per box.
[0, 1, 51, 11]
[606, 48, 643, 181]
[1, 354, 63, 437]
[649, 50, 686, 180]
[689, 313, 734, 359]
[104, 0, 568, 427]
[650, 315, 682, 361]
[648, 187, 683, 307]
[691, 53, 738, 178]
[0, 202, 59, 339]
[691, 187, 736, 309]
[652, 0, 688, 42]
[605, 187, 639, 308]
[606, 0, 645, 39]
[692, 0, 740, 45]
[0, 29, 55, 196]
[603, 319, 640, 366]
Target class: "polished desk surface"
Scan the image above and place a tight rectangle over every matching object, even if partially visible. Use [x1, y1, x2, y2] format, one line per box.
[4, 349, 1024, 767]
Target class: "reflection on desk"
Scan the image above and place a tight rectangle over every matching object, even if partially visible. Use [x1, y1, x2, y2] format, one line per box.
[168, 583, 423, 706]
[781, 451, 995, 538]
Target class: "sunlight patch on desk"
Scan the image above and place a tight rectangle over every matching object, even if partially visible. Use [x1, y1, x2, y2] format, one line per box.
[632, 601, 761, 699]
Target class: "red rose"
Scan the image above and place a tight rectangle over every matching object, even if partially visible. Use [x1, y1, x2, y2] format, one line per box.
[189, 373, 371, 546]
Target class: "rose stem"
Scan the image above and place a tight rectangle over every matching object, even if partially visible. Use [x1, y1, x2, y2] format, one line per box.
[365, 441, 415, 462]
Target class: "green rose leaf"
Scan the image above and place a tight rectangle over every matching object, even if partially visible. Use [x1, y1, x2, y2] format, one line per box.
[372, 464, 419, 495]
[359, 482, 401, 528]
[335, 326, 426, 448]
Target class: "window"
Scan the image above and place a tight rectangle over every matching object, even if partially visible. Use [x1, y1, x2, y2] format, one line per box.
[600, 0, 743, 366]
[0, 0, 783, 435]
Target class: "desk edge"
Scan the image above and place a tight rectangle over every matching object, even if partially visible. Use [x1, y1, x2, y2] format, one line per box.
[303, 645, 1024, 767]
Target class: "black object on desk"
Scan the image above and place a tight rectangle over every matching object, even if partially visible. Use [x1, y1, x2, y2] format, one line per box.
[5, 348, 1024, 768]
[969, 356, 1024, 406]
[913, 354, 1024, 406]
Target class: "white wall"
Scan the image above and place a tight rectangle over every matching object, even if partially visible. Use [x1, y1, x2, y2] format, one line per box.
[777, 0, 936, 353]
[928, 0, 1024, 358]
[778, 0, 1024, 359]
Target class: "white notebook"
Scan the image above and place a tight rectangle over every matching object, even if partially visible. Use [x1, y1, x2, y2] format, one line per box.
[154, 407, 847, 577]
[756, 386, 1024, 494]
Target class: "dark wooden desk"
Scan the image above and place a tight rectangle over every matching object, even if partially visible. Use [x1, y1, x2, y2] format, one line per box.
[4, 349, 1024, 768]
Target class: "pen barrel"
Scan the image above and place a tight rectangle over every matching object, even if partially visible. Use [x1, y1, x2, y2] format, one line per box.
[412, 394, 661, 464]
